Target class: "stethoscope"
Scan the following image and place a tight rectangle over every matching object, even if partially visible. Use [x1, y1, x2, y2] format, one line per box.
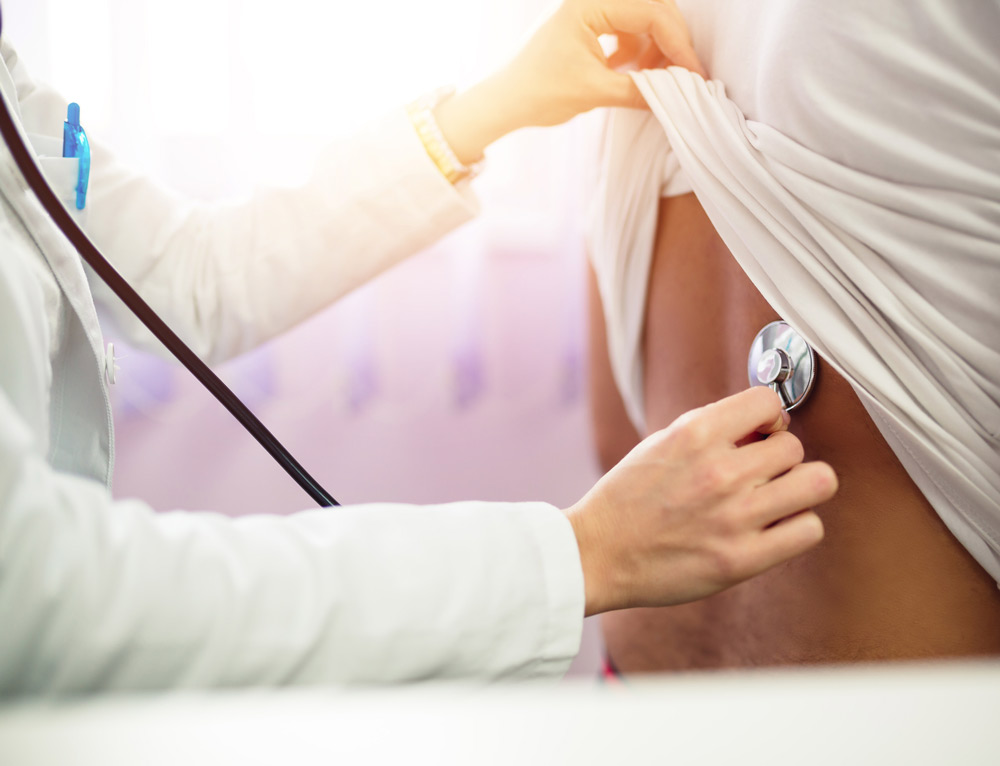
[747, 320, 817, 411]
[0, 6, 817, 509]
[0, 5, 339, 508]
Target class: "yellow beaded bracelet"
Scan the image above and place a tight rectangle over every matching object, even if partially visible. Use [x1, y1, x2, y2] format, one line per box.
[406, 87, 483, 185]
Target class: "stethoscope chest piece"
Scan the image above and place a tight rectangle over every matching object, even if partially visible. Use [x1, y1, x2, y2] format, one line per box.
[747, 321, 816, 411]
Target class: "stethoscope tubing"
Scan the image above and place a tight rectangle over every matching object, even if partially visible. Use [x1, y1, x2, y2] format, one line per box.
[0, 61, 338, 508]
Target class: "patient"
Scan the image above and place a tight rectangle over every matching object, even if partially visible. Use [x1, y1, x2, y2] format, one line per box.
[588, 1, 1000, 670]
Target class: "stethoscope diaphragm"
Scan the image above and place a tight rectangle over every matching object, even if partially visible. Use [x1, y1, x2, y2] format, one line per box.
[747, 321, 817, 411]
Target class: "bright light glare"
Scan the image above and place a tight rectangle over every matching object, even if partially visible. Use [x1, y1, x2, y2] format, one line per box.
[238, 0, 508, 137]
[44, 0, 114, 131]
[146, 0, 231, 134]
[21, 0, 558, 195]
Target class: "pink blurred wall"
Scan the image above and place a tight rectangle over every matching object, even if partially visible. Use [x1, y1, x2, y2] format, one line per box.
[108, 228, 607, 676]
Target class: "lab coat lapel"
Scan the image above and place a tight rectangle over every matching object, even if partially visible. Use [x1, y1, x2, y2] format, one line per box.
[0, 56, 107, 377]
[0, 51, 114, 487]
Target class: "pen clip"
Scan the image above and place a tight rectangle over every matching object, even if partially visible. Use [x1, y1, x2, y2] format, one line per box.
[62, 102, 90, 210]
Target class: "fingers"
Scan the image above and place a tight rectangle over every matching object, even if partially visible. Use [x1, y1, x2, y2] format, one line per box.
[605, 33, 643, 69]
[645, 0, 706, 75]
[606, 33, 666, 71]
[637, 43, 668, 71]
[596, 0, 708, 77]
[750, 461, 839, 528]
[702, 386, 790, 444]
[742, 510, 825, 579]
[712, 463, 832, 587]
[594, 70, 649, 110]
[736, 461, 837, 579]
[732, 430, 805, 485]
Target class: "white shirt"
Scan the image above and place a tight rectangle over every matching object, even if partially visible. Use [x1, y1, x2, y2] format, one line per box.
[587, 0, 1000, 580]
[0, 41, 584, 695]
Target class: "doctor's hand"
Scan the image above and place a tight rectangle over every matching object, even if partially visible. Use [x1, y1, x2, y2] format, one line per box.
[433, 0, 705, 166]
[565, 387, 838, 617]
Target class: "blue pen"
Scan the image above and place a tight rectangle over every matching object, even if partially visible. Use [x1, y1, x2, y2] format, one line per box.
[62, 102, 90, 210]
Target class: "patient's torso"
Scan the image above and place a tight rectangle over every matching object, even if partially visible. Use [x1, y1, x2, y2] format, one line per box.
[602, 194, 1000, 671]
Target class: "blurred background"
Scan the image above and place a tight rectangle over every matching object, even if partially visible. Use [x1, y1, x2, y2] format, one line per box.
[5, 0, 605, 673]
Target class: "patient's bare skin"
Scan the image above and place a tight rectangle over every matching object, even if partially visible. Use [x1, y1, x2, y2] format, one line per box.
[589, 192, 1000, 670]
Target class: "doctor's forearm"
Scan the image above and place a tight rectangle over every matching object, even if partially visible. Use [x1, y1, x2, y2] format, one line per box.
[433, 74, 524, 167]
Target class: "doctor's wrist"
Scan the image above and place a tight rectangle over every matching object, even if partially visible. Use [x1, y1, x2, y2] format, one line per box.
[431, 74, 527, 167]
[565, 500, 622, 618]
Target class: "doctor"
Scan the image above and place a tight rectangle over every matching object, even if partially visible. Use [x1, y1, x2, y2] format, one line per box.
[0, 0, 837, 695]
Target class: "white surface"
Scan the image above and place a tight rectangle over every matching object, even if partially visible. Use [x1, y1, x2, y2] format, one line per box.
[2, 661, 998, 764]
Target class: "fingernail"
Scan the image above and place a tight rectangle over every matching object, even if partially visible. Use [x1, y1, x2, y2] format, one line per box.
[782, 410, 791, 426]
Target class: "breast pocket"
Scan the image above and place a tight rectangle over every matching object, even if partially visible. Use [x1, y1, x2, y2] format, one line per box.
[28, 133, 88, 227]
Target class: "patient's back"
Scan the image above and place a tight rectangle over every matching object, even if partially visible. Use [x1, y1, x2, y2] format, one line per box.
[592, 193, 1000, 671]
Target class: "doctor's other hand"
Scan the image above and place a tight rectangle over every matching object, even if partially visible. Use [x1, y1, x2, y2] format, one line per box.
[565, 387, 838, 617]
[433, 0, 706, 166]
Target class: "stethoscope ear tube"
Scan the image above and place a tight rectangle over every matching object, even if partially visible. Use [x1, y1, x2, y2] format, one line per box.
[0, 84, 339, 508]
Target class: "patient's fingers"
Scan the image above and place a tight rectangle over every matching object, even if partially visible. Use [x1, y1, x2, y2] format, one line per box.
[751, 461, 838, 528]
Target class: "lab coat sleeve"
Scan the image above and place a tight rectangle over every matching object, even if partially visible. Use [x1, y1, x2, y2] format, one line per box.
[0, 245, 584, 694]
[5, 42, 480, 363]
[0, 239, 583, 693]
[0, 453, 585, 694]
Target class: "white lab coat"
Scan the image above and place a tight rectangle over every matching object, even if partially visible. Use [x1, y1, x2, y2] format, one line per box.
[0, 41, 584, 695]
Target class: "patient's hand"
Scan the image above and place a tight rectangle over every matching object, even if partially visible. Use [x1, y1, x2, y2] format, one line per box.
[566, 387, 837, 616]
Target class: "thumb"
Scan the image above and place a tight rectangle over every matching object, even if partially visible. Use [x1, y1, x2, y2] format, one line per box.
[595, 0, 707, 78]
[605, 33, 644, 70]
[594, 68, 650, 110]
